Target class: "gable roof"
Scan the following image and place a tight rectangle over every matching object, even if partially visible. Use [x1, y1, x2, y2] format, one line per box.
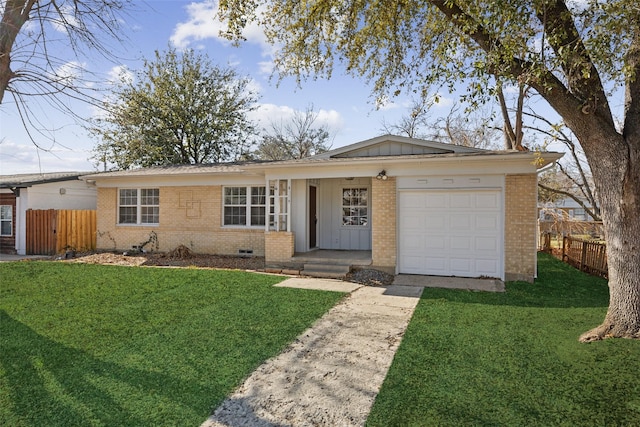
[314, 134, 485, 159]
[0, 172, 91, 188]
[81, 135, 563, 182]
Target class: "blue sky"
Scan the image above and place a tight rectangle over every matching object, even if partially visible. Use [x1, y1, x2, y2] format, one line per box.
[2, 0, 458, 174]
[1, 0, 611, 175]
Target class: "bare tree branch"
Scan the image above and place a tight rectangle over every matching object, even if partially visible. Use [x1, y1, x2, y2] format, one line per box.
[538, 182, 600, 220]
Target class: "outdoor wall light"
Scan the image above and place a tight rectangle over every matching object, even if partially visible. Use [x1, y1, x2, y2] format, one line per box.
[376, 170, 388, 180]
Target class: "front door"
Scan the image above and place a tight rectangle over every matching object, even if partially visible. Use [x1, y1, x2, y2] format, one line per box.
[309, 185, 317, 248]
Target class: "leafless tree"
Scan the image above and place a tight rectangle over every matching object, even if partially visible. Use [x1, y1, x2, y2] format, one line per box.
[380, 96, 434, 139]
[1, 0, 132, 144]
[255, 104, 334, 160]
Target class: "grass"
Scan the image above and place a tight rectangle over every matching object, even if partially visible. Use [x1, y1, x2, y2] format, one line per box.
[367, 253, 640, 426]
[0, 262, 345, 427]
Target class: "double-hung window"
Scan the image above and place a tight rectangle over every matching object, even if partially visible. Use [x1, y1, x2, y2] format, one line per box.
[223, 186, 266, 227]
[0, 205, 12, 236]
[342, 188, 368, 227]
[118, 189, 159, 225]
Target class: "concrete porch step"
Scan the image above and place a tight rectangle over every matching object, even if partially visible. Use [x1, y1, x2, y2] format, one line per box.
[301, 263, 351, 279]
[292, 250, 372, 267]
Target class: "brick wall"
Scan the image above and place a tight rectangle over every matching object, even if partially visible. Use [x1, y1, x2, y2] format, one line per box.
[96, 186, 265, 255]
[371, 177, 397, 269]
[504, 174, 538, 282]
[265, 231, 294, 263]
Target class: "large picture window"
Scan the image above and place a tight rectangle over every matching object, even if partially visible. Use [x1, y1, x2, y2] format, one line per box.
[0, 205, 12, 236]
[118, 189, 159, 225]
[342, 188, 368, 226]
[224, 186, 266, 227]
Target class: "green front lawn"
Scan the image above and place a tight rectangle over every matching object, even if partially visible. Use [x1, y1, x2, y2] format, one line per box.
[0, 262, 345, 426]
[368, 253, 640, 426]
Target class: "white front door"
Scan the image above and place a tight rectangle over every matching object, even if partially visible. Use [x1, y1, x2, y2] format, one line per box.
[398, 190, 503, 278]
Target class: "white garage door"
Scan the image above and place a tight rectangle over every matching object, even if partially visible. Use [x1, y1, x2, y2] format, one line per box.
[398, 190, 502, 278]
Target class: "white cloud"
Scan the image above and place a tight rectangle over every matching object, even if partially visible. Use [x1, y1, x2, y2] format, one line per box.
[54, 61, 85, 86]
[107, 65, 134, 84]
[107, 65, 133, 85]
[250, 103, 296, 129]
[170, 1, 273, 56]
[316, 109, 344, 132]
[250, 104, 344, 134]
[375, 95, 400, 111]
[567, 0, 589, 12]
[0, 139, 94, 174]
[430, 93, 454, 108]
[50, 4, 80, 35]
[258, 61, 275, 76]
[245, 78, 263, 97]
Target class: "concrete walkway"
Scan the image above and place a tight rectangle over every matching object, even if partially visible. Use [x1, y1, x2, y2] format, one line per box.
[0, 253, 50, 262]
[201, 278, 423, 427]
[394, 274, 505, 292]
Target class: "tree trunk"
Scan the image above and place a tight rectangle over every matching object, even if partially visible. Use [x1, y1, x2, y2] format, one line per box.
[578, 134, 640, 342]
[0, 0, 35, 104]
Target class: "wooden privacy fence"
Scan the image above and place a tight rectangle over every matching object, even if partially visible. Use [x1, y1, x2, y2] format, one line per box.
[562, 235, 608, 279]
[26, 209, 96, 255]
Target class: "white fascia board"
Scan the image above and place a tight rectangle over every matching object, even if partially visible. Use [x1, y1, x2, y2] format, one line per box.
[263, 153, 552, 180]
[92, 172, 265, 188]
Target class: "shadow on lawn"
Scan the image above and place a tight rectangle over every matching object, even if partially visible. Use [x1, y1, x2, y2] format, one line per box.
[419, 253, 609, 309]
[0, 310, 215, 426]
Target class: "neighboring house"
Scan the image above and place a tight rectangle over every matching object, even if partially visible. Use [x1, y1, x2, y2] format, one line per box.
[84, 135, 562, 282]
[0, 172, 97, 254]
[538, 198, 596, 221]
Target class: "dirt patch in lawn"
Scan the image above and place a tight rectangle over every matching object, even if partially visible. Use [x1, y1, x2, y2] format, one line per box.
[62, 251, 266, 270]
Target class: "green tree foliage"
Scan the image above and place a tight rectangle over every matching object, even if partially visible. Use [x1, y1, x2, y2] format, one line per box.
[255, 104, 333, 160]
[219, 0, 640, 341]
[91, 48, 258, 169]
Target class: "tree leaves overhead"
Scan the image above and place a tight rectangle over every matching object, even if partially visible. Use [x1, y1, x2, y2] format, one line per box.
[219, 0, 635, 113]
[90, 48, 259, 169]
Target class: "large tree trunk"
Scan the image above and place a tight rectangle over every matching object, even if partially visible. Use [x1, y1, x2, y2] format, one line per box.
[578, 133, 640, 342]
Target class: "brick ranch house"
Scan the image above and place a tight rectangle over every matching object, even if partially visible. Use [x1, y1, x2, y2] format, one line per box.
[83, 135, 562, 282]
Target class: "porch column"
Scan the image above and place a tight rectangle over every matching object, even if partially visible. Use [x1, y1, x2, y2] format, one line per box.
[264, 178, 294, 264]
[371, 177, 397, 271]
[265, 231, 295, 264]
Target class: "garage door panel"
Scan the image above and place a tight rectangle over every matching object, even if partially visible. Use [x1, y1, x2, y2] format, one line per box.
[399, 190, 502, 279]
[424, 193, 447, 208]
[476, 192, 500, 209]
[425, 215, 447, 229]
[425, 258, 447, 274]
[450, 236, 472, 250]
[450, 258, 472, 275]
[400, 234, 424, 251]
[476, 259, 499, 276]
[402, 255, 425, 271]
[476, 236, 498, 252]
[450, 193, 472, 208]
[403, 193, 427, 208]
[403, 215, 425, 229]
[450, 214, 472, 229]
[475, 214, 499, 230]
[425, 236, 447, 250]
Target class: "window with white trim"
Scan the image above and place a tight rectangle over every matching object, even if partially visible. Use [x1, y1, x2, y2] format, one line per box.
[223, 186, 266, 226]
[342, 188, 368, 226]
[118, 188, 159, 225]
[0, 205, 12, 236]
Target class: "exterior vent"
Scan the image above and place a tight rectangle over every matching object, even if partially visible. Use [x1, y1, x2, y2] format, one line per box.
[238, 249, 253, 255]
